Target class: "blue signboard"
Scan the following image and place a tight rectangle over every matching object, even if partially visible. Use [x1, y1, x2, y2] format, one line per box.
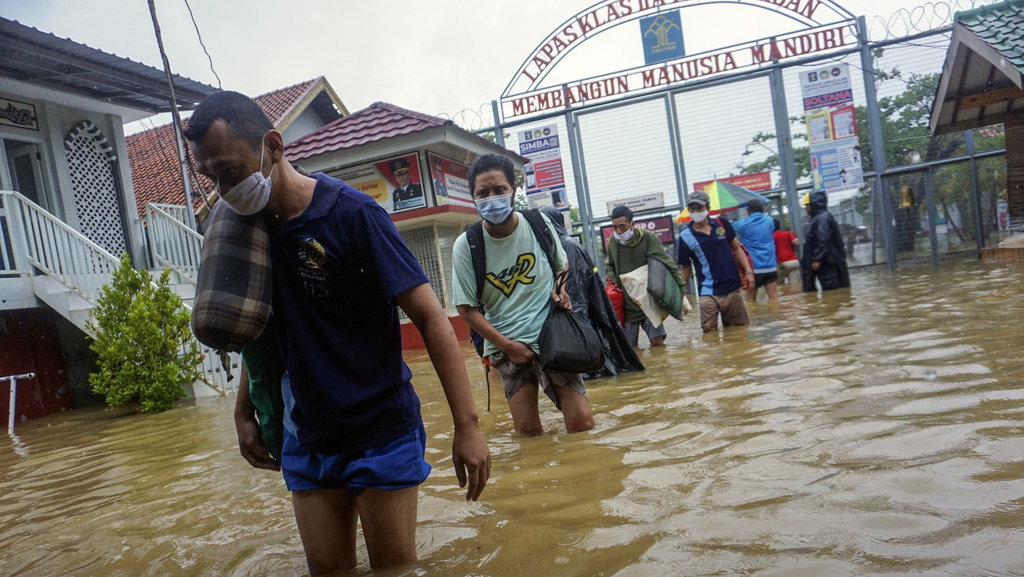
[640, 11, 685, 66]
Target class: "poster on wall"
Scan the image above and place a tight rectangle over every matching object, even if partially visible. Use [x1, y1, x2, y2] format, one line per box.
[334, 153, 427, 214]
[800, 63, 863, 194]
[600, 216, 675, 250]
[427, 152, 473, 208]
[519, 124, 567, 209]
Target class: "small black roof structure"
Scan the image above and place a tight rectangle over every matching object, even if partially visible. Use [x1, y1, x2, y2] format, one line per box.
[0, 17, 218, 114]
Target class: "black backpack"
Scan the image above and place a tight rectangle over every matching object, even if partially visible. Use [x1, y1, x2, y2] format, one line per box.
[464, 209, 558, 356]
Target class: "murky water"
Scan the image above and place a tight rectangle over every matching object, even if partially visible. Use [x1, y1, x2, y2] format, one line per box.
[3, 259, 1023, 577]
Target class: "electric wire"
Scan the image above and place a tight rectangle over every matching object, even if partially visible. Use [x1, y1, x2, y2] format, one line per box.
[182, 0, 221, 89]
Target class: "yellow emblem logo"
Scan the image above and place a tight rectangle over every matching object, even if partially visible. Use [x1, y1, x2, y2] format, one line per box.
[485, 253, 537, 297]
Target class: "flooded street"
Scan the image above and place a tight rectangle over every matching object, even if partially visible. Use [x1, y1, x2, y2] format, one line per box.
[2, 259, 1023, 577]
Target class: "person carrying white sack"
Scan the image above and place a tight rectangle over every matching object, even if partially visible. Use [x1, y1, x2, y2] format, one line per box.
[605, 205, 686, 347]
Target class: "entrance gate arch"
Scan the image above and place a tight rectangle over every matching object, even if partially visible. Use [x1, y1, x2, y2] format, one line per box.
[491, 0, 1004, 270]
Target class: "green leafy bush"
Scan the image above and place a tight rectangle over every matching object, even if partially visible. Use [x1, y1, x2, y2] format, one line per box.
[88, 254, 201, 413]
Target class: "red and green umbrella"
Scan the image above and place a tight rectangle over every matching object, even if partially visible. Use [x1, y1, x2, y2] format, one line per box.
[675, 180, 770, 223]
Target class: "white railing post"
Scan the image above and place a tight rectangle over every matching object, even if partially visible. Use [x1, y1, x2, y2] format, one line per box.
[3, 372, 35, 434]
[144, 203, 203, 282]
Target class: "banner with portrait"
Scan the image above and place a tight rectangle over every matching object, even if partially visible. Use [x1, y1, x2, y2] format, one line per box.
[427, 152, 473, 208]
[333, 153, 427, 214]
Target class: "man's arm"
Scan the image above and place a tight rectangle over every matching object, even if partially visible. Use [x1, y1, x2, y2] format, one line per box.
[456, 304, 536, 365]
[646, 233, 686, 288]
[233, 364, 280, 471]
[730, 237, 755, 285]
[395, 283, 490, 501]
[678, 262, 691, 286]
[604, 243, 620, 286]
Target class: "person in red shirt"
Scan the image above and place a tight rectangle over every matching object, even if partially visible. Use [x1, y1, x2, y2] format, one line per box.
[773, 218, 801, 286]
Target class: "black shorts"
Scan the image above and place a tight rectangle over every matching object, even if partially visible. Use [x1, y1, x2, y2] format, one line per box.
[754, 271, 778, 288]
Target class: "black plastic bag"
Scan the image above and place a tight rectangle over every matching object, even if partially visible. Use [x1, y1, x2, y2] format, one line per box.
[539, 306, 605, 374]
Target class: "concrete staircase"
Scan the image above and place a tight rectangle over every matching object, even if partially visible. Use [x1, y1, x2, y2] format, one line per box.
[1, 190, 235, 397]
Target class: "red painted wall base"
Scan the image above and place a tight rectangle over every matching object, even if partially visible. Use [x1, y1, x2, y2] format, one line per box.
[0, 309, 73, 422]
[401, 315, 470, 350]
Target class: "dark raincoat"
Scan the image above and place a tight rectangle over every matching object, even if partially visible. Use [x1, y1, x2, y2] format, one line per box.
[540, 208, 644, 379]
[801, 190, 851, 292]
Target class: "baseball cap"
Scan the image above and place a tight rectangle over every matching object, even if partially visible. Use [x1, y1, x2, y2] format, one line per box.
[687, 190, 710, 208]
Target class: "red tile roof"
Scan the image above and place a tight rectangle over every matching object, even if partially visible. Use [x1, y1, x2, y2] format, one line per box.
[126, 121, 209, 214]
[285, 102, 450, 162]
[126, 77, 326, 216]
[255, 77, 321, 125]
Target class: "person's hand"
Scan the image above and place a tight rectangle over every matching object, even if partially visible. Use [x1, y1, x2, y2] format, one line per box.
[502, 340, 535, 365]
[234, 414, 280, 471]
[550, 271, 572, 310]
[742, 271, 754, 290]
[550, 287, 572, 310]
[452, 425, 491, 501]
[811, 260, 821, 271]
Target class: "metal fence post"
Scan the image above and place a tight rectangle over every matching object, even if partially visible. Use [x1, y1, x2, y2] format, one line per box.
[3, 372, 35, 435]
[859, 16, 896, 272]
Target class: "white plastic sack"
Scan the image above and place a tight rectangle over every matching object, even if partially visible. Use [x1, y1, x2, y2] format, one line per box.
[619, 265, 667, 328]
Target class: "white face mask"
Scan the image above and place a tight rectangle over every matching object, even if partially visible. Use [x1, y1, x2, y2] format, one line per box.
[613, 228, 634, 243]
[690, 210, 709, 223]
[219, 139, 274, 216]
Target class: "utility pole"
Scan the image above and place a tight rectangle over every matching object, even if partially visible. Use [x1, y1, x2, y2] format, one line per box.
[148, 0, 198, 231]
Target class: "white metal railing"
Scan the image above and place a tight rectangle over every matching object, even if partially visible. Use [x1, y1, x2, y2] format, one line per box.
[6, 189, 122, 304]
[145, 202, 203, 282]
[1, 189, 232, 395]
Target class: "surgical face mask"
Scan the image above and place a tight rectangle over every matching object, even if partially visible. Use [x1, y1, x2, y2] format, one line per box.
[613, 228, 634, 243]
[219, 141, 274, 216]
[690, 210, 709, 223]
[475, 192, 514, 224]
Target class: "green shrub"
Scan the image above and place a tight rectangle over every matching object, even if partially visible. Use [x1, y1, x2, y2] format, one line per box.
[88, 254, 201, 413]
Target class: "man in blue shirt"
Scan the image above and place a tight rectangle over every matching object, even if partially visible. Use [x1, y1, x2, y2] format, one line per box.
[676, 191, 754, 333]
[733, 199, 779, 301]
[185, 91, 490, 575]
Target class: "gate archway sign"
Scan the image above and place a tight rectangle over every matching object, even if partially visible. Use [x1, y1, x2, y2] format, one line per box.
[501, 0, 857, 120]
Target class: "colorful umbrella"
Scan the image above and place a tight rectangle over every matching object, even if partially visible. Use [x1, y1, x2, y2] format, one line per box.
[675, 180, 770, 223]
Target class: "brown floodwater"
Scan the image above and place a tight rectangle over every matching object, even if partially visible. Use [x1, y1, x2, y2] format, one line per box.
[2, 258, 1023, 577]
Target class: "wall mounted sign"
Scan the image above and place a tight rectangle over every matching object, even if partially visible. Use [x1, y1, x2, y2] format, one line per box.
[641, 11, 685, 65]
[334, 153, 427, 214]
[520, 124, 568, 209]
[800, 63, 863, 193]
[0, 98, 39, 131]
[600, 215, 676, 249]
[427, 152, 473, 208]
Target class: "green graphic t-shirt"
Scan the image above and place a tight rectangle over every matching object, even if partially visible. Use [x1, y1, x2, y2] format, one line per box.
[452, 212, 567, 356]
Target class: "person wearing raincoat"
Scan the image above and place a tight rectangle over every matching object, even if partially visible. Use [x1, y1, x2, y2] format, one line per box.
[801, 191, 851, 292]
[539, 207, 644, 379]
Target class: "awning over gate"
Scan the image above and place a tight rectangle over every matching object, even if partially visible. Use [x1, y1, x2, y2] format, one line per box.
[930, 0, 1024, 135]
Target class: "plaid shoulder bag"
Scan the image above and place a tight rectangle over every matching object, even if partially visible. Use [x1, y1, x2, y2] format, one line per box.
[190, 202, 273, 352]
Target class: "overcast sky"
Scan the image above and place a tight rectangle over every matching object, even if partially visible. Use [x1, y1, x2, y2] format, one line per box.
[0, 0, 969, 131]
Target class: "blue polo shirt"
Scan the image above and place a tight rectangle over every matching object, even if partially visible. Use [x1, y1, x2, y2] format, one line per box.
[676, 217, 742, 296]
[733, 212, 777, 273]
[268, 173, 427, 454]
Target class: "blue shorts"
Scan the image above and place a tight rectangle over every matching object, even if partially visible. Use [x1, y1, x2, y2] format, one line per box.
[280, 425, 431, 494]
